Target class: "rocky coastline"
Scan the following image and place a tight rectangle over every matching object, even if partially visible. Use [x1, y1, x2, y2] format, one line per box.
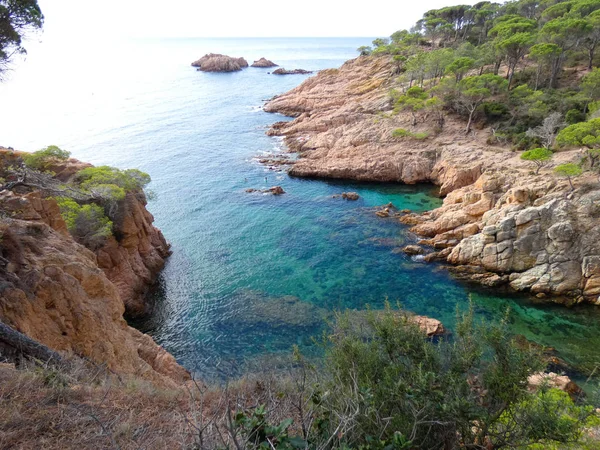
[0, 149, 189, 386]
[264, 56, 600, 306]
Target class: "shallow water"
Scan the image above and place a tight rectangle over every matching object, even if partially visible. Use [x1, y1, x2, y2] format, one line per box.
[2, 38, 600, 381]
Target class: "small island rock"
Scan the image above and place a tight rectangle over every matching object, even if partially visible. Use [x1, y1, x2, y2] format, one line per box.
[251, 57, 278, 68]
[191, 53, 249, 72]
[272, 68, 313, 75]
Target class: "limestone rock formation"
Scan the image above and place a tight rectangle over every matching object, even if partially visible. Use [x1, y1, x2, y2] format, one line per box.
[191, 53, 249, 72]
[272, 68, 313, 75]
[251, 57, 278, 68]
[264, 56, 600, 305]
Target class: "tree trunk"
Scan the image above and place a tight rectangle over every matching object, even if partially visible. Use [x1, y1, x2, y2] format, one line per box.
[465, 109, 475, 135]
[0, 320, 63, 366]
[494, 58, 502, 76]
[589, 46, 596, 70]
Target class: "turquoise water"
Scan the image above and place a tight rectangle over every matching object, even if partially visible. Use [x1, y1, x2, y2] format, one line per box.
[2, 38, 600, 381]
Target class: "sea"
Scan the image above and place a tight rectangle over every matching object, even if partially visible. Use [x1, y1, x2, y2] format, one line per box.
[1, 37, 600, 381]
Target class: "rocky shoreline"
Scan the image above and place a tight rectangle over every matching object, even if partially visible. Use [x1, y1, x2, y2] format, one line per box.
[264, 56, 600, 306]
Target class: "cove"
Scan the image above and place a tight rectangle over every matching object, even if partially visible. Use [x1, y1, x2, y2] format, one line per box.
[2, 38, 599, 383]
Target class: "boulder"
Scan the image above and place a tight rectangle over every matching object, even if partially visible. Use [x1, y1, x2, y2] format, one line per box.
[528, 372, 582, 397]
[412, 316, 446, 336]
[269, 186, 285, 195]
[191, 53, 248, 72]
[403, 245, 425, 255]
[272, 68, 313, 75]
[245, 186, 286, 195]
[251, 57, 278, 68]
[341, 191, 359, 200]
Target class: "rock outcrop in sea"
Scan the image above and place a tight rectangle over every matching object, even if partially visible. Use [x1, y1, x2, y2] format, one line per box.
[272, 68, 313, 75]
[264, 56, 600, 305]
[191, 53, 249, 72]
[0, 149, 189, 386]
[251, 57, 278, 68]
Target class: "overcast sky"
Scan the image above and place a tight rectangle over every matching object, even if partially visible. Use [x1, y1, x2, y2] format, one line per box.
[37, 0, 485, 40]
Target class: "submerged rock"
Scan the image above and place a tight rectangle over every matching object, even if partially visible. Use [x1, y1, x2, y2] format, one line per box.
[251, 57, 278, 68]
[272, 68, 313, 75]
[191, 53, 249, 72]
[269, 186, 285, 195]
[341, 192, 359, 200]
[245, 186, 285, 195]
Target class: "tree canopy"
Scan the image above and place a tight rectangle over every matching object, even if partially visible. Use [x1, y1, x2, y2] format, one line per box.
[0, 0, 43, 75]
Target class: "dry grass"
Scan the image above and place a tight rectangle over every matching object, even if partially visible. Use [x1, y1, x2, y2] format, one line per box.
[0, 359, 313, 450]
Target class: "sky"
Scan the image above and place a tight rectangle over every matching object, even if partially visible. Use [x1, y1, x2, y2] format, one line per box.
[36, 0, 484, 41]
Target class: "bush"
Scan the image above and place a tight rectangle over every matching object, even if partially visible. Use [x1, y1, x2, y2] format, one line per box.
[482, 101, 510, 121]
[55, 197, 113, 249]
[301, 304, 594, 449]
[391, 129, 429, 140]
[75, 166, 151, 202]
[392, 128, 410, 138]
[22, 145, 71, 172]
[565, 109, 586, 125]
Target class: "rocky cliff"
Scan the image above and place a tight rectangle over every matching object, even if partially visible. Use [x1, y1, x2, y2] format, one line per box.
[0, 149, 189, 386]
[264, 56, 600, 305]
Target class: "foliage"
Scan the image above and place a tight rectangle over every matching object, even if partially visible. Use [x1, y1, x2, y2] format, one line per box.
[393, 86, 429, 126]
[22, 145, 71, 172]
[521, 147, 554, 174]
[287, 304, 594, 449]
[357, 46, 372, 56]
[75, 165, 151, 202]
[233, 405, 306, 449]
[445, 56, 475, 81]
[554, 163, 583, 190]
[557, 118, 600, 168]
[455, 74, 508, 133]
[0, 0, 43, 75]
[391, 128, 429, 140]
[565, 108, 586, 124]
[55, 197, 113, 248]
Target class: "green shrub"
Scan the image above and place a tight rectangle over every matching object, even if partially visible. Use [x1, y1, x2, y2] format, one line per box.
[565, 109, 586, 125]
[391, 129, 429, 140]
[55, 197, 113, 248]
[22, 145, 71, 171]
[75, 166, 151, 202]
[482, 101, 510, 120]
[392, 128, 410, 138]
[304, 304, 593, 449]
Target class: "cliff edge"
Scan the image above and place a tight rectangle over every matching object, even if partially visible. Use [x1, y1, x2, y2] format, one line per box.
[0, 149, 189, 386]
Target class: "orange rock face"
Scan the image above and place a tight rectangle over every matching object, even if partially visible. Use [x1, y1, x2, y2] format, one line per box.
[97, 191, 171, 317]
[0, 152, 189, 386]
